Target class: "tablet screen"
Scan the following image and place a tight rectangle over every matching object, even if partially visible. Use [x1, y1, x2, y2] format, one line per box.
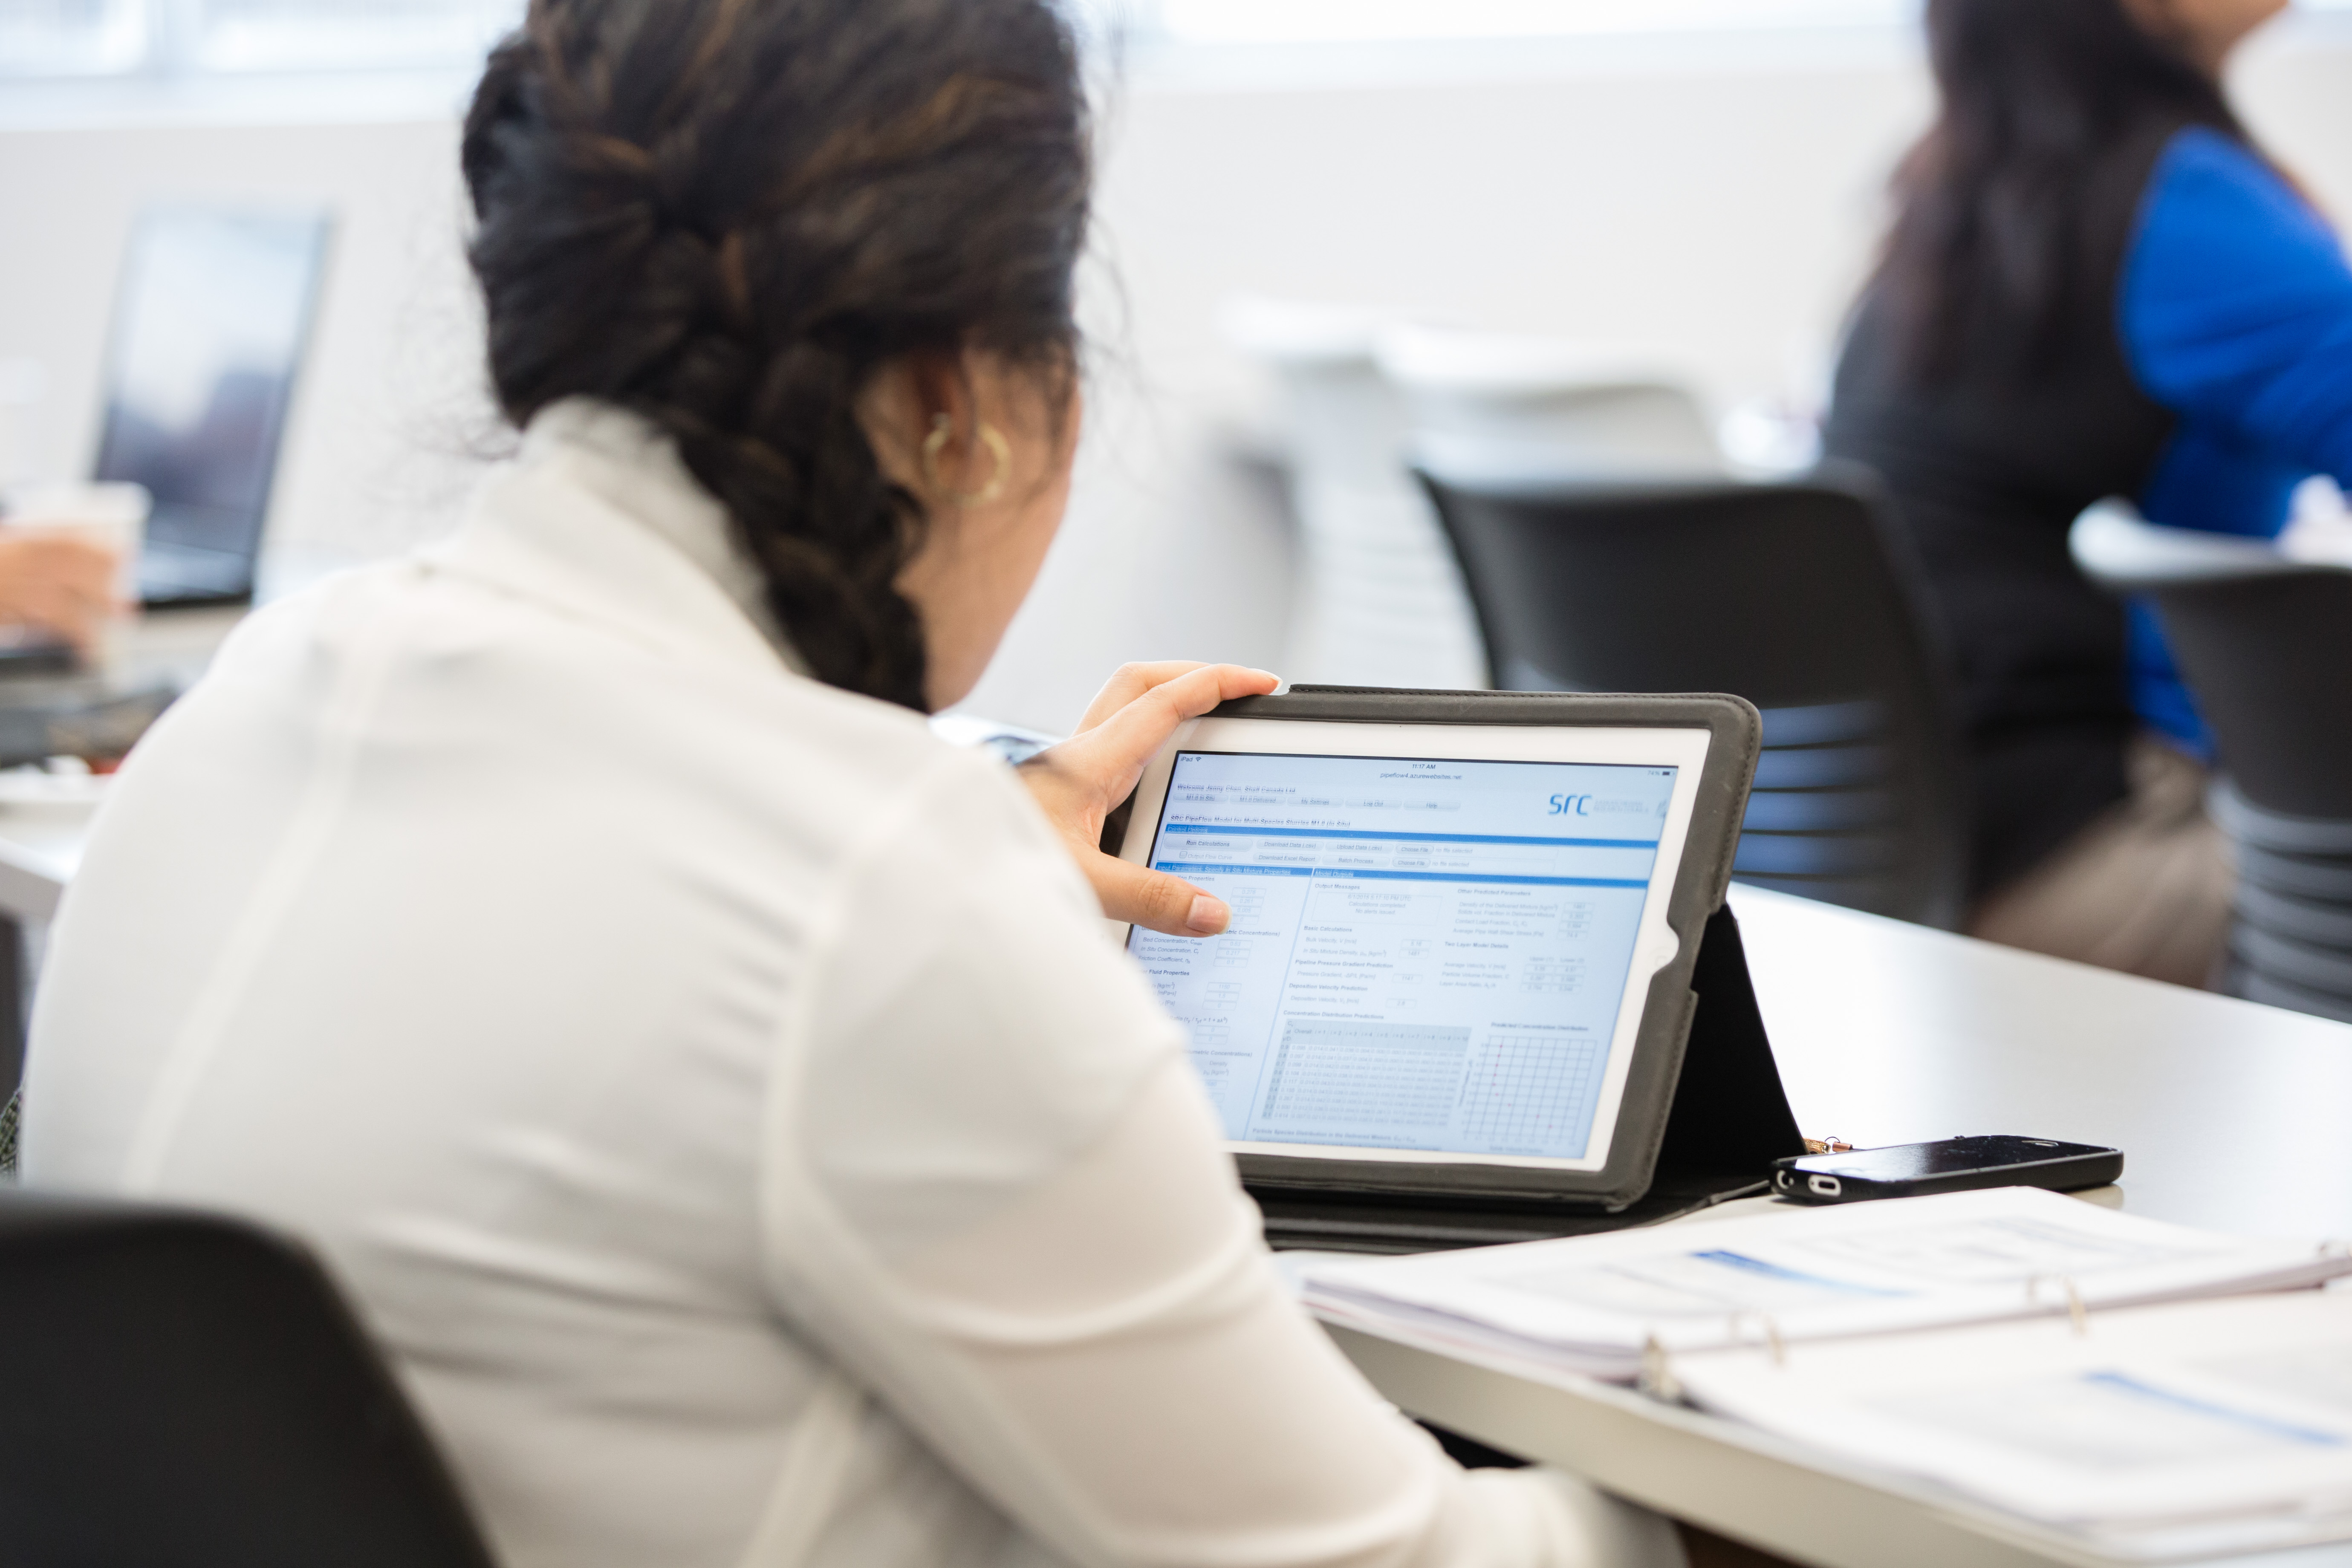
[1128, 750, 1679, 1164]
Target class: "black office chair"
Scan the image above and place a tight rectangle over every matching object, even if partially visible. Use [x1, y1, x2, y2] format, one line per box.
[0, 1188, 498, 1568]
[1418, 463, 1969, 928]
[2072, 501, 2352, 1022]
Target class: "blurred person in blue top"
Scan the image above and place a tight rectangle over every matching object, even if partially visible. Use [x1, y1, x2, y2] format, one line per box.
[1823, 0, 2352, 986]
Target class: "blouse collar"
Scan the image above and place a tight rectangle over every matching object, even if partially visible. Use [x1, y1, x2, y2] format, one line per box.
[429, 398, 815, 681]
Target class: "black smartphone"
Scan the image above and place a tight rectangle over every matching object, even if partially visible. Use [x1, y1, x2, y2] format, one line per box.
[1770, 1135, 2124, 1204]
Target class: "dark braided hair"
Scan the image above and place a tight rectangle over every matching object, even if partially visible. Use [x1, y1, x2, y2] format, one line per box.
[461, 0, 1091, 710]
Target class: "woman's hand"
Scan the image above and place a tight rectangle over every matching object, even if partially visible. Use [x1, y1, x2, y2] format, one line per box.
[1018, 661, 1279, 937]
[0, 532, 121, 655]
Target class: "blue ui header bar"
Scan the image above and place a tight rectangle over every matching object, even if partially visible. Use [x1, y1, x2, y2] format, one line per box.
[1153, 861, 1649, 890]
[1162, 823, 1660, 851]
[1165, 751, 1676, 844]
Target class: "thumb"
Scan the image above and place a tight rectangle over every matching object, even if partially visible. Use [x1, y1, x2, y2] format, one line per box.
[1089, 853, 1232, 937]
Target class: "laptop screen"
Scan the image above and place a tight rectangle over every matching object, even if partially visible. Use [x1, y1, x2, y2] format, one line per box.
[94, 208, 329, 604]
[1128, 750, 1680, 1165]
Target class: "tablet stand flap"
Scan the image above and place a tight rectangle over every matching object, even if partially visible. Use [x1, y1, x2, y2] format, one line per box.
[1653, 903, 1805, 1182]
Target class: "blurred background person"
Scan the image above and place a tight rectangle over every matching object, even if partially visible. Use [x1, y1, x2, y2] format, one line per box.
[1823, 0, 2352, 985]
[0, 528, 120, 660]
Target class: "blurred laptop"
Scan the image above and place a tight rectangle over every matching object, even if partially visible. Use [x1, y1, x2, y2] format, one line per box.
[93, 207, 331, 609]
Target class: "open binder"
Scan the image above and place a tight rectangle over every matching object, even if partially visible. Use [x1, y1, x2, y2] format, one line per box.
[1300, 1189, 2352, 1556]
[1300, 1186, 2352, 1382]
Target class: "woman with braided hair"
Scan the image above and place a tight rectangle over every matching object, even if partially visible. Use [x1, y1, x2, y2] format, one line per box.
[19, 3, 1702, 1567]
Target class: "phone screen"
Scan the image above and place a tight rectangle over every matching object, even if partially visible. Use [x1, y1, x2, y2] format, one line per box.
[1792, 1136, 2107, 1181]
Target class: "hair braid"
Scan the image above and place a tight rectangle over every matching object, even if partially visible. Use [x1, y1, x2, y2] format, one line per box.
[461, 0, 1089, 710]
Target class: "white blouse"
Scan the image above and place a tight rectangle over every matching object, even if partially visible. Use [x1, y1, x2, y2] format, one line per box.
[22, 402, 1683, 1568]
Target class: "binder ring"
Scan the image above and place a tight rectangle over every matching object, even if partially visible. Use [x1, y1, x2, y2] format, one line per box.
[2026, 1274, 2092, 1337]
[1639, 1334, 1685, 1402]
[1725, 1311, 1789, 1367]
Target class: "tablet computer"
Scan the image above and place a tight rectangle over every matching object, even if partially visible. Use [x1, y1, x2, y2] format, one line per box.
[1114, 687, 1761, 1212]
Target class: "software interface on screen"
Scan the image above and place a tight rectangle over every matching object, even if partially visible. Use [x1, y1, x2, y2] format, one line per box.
[1128, 751, 1679, 1162]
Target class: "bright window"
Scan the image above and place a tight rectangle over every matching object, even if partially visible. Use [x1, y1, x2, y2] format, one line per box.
[1150, 0, 1918, 45]
[190, 0, 521, 72]
[0, 0, 148, 75]
[0, 0, 520, 75]
[1155, 0, 2352, 43]
[3, 0, 2346, 81]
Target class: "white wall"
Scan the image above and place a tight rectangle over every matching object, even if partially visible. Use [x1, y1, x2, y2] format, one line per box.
[4, 20, 2349, 732]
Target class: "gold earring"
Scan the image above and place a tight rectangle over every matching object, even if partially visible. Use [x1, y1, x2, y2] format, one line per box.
[921, 413, 1011, 507]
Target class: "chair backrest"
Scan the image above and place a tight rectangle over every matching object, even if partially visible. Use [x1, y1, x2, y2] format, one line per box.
[2072, 501, 2352, 1020]
[0, 1190, 497, 1568]
[1220, 297, 1485, 689]
[2071, 500, 2352, 820]
[1378, 324, 1725, 484]
[1419, 466, 1970, 928]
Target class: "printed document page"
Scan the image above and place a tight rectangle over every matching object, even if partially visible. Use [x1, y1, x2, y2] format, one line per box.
[1301, 1188, 2352, 1378]
[1127, 750, 1676, 1162]
[1675, 1291, 2352, 1554]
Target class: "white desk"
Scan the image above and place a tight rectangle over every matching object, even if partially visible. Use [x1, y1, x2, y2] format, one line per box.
[1331, 884, 2352, 1568]
[7, 676, 2347, 1559]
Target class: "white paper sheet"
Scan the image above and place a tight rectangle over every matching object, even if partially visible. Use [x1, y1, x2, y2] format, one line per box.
[1673, 1292, 2352, 1556]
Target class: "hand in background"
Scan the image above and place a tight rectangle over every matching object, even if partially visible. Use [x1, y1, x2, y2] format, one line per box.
[1018, 661, 1280, 937]
[0, 531, 122, 655]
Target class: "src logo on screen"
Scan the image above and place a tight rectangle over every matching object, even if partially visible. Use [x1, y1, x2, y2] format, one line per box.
[1547, 794, 1594, 817]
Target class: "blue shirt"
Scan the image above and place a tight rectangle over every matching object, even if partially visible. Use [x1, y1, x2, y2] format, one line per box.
[2120, 127, 2352, 757]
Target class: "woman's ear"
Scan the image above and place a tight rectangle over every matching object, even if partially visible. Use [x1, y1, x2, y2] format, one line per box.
[859, 353, 994, 507]
[857, 360, 924, 500]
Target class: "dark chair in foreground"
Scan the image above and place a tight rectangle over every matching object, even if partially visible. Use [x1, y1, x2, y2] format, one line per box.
[2072, 501, 2352, 1022]
[1418, 462, 1969, 928]
[0, 1189, 497, 1568]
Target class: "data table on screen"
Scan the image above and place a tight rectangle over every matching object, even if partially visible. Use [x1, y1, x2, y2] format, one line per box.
[1128, 751, 1679, 1162]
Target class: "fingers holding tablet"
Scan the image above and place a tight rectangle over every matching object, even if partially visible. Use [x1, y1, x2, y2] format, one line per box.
[1017, 661, 1280, 936]
[1072, 662, 1282, 783]
[1073, 660, 1220, 732]
[1091, 855, 1235, 938]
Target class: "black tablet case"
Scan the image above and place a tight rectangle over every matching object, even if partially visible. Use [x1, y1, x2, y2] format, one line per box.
[1125, 687, 1805, 1253]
